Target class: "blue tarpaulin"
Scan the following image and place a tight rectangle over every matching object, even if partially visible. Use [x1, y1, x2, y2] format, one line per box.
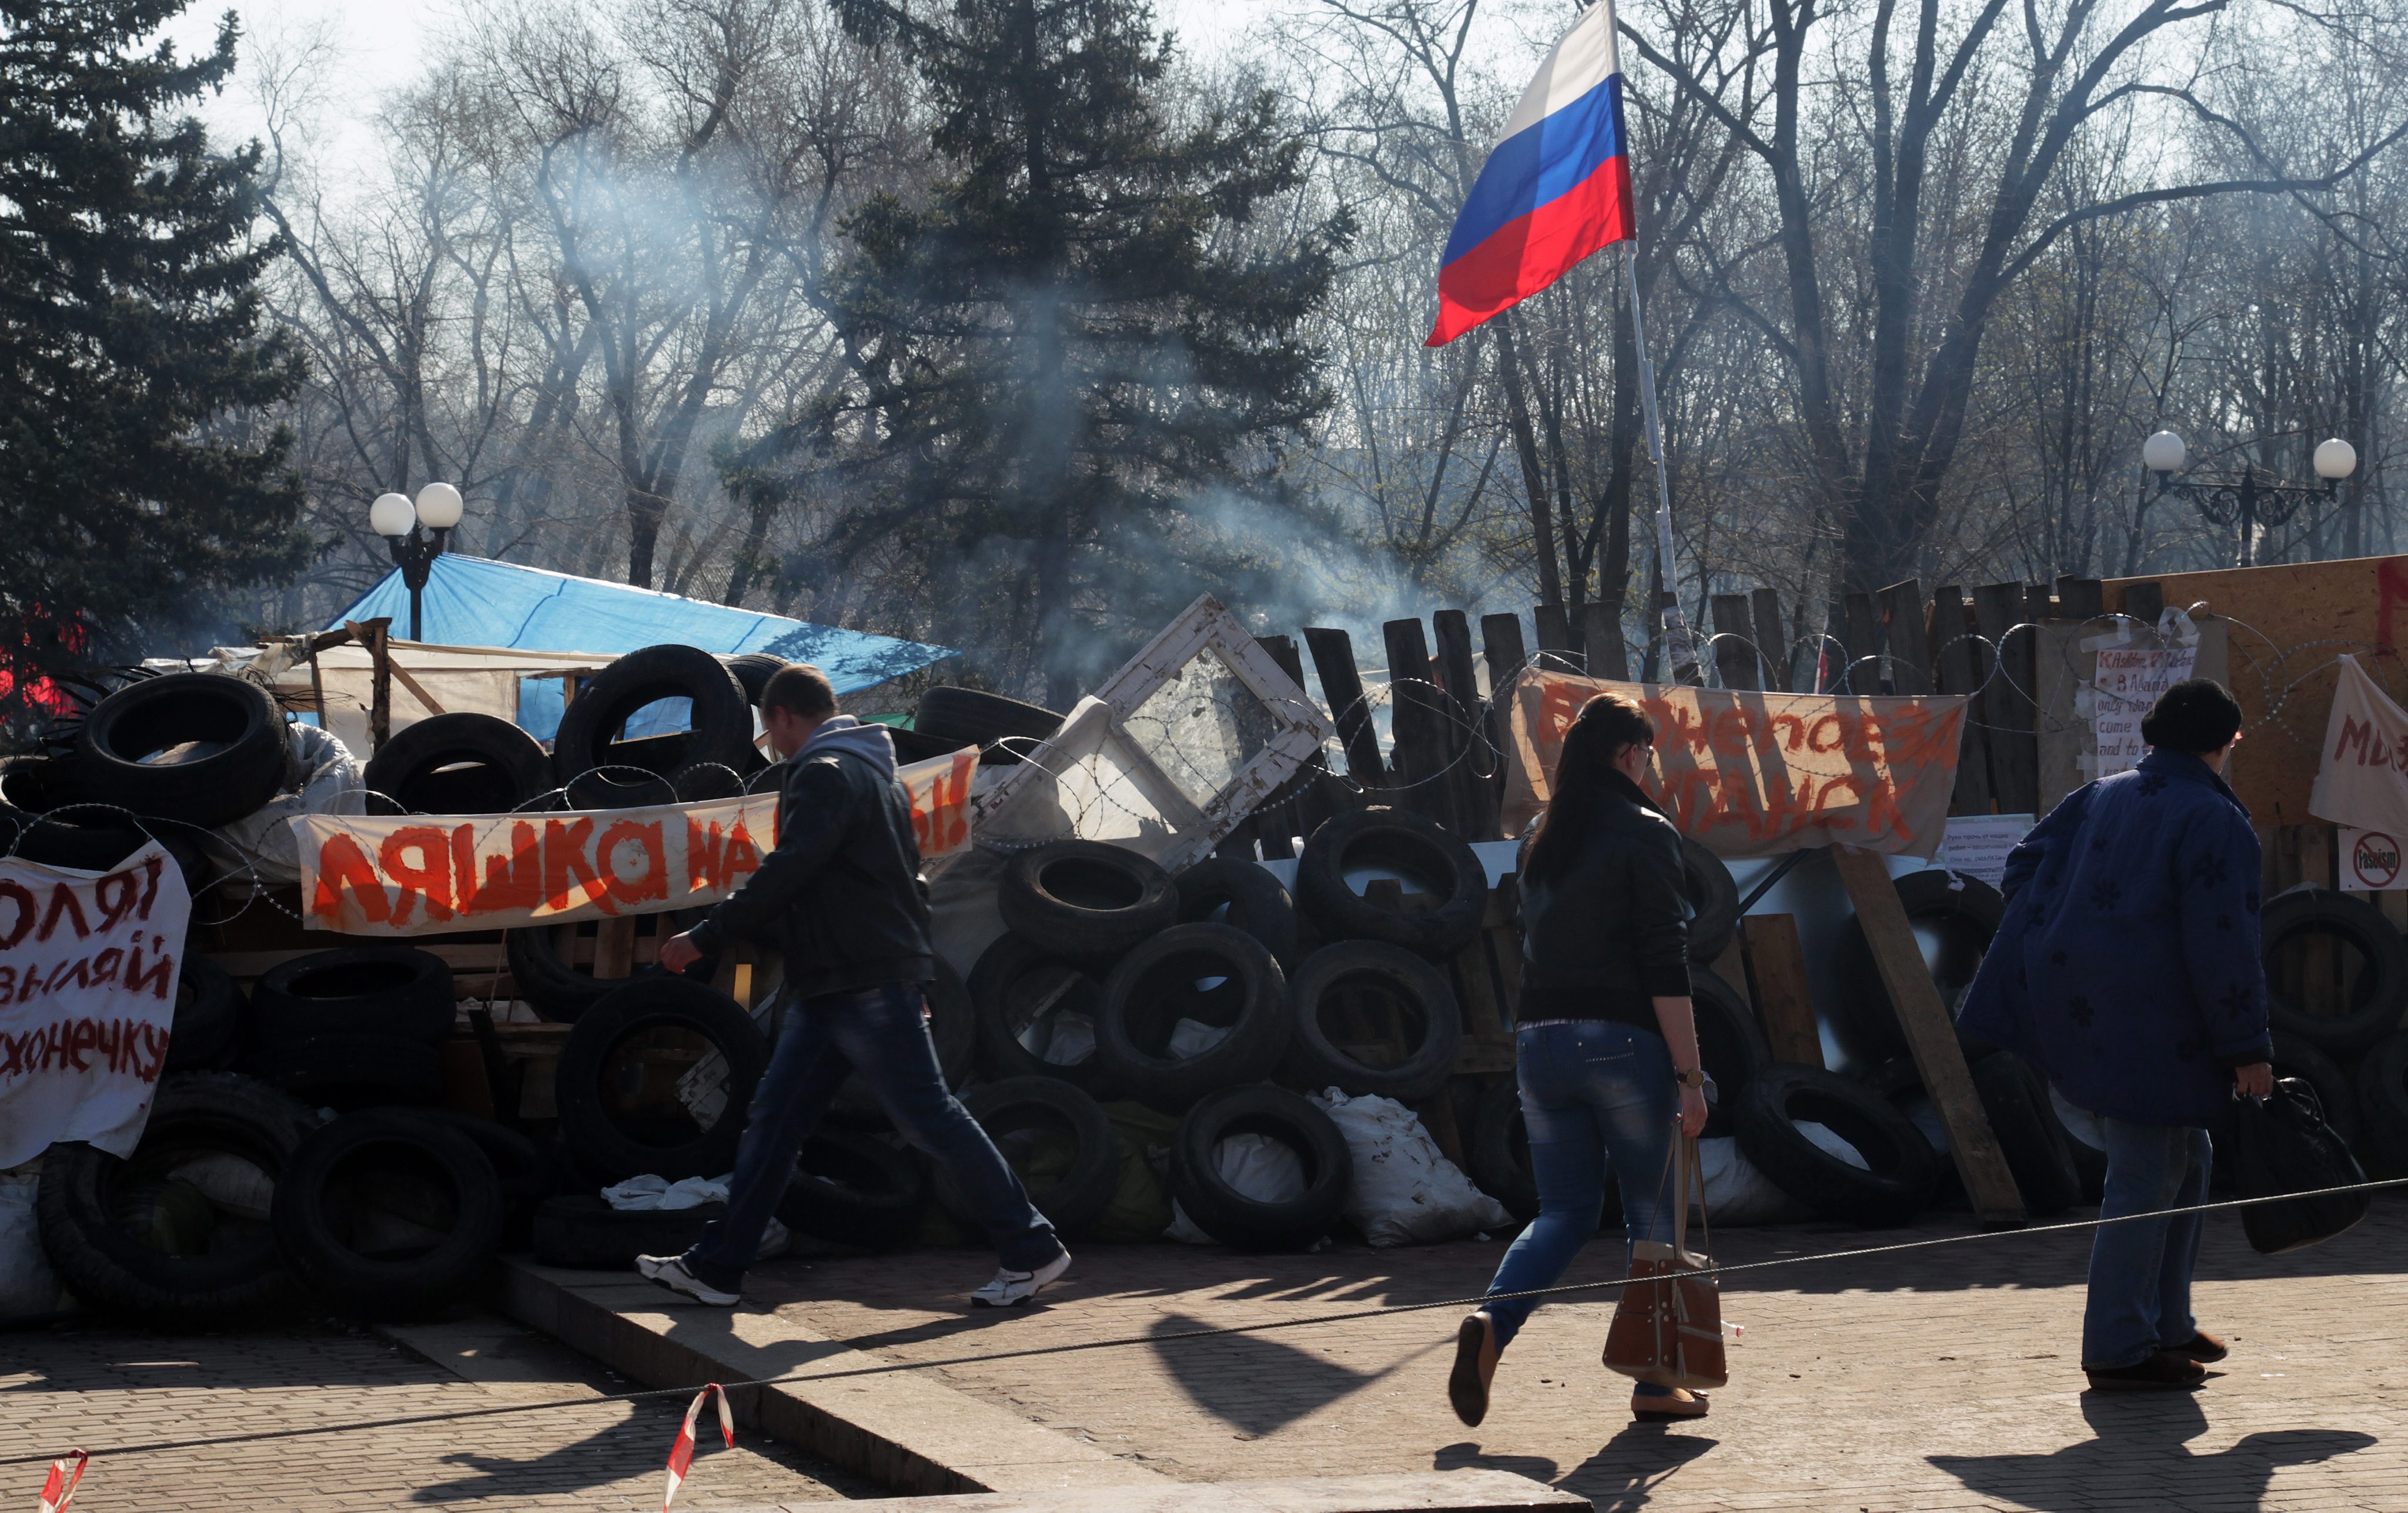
[330, 555, 954, 740]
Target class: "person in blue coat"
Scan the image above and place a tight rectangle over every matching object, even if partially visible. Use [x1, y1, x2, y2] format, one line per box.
[1957, 678, 2273, 1391]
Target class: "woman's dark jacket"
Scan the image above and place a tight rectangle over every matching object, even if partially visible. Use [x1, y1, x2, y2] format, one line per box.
[1955, 748, 2271, 1127]
[1517, 769, 1692, 1027]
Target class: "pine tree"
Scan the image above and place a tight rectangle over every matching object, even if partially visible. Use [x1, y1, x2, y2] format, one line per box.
[801, 0, 1346, 704]
[0, 1, 306, 704]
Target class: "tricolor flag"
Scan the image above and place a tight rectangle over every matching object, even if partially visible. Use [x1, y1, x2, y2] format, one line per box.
[1427, 1, 1634, 345]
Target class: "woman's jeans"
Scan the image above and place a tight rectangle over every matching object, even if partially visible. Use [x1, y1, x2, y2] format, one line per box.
[1479, 1020, 1678, 1390]
[682, 983, 1062, 1292]
[2083, 1118, 2212, 1369]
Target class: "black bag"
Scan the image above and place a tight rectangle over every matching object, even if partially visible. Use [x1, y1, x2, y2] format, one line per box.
[2229, 1078, 2370, 1255]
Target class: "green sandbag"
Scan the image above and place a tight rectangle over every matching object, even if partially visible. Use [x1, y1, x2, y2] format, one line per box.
[1091, 1102, 1175, 1243]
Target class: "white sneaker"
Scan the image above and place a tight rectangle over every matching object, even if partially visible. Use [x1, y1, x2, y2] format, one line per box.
[635, 1253, 740, 1307]
[970, 1249, 1072, 1308]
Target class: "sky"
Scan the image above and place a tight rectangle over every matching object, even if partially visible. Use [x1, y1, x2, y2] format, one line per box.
[157, 0, 1286, 161]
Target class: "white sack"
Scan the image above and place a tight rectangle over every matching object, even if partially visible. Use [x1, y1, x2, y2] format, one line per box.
[1310, 1088, 1511, 1247]
[201, 723, 366, 889]
[1163, 1134, 1306, 1245]
[1695, 1137, 1813, 1226]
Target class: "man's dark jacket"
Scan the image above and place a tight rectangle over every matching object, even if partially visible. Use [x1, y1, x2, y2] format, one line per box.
[686, 716, 934, 997]
[1955, 748, 2272, 1127]
[1517, 769, 1693, 1026]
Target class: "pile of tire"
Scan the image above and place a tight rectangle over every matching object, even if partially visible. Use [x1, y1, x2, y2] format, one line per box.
[2249, 888, 2408, 1183]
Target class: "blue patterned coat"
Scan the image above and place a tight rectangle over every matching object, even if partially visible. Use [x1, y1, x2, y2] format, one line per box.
[1955, 749, 2272, 1127]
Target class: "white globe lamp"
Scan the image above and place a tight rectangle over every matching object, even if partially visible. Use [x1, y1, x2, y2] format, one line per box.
[369, 492, 416, 537]
[414, 482, 464, 530]
[2142, 430, 2186, 475]
[2315, 438, 2358, 482]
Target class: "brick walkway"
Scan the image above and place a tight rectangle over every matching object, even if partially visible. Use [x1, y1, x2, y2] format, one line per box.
[0, 1314, 865, 1510]
[737, 1199, 2408, 1510]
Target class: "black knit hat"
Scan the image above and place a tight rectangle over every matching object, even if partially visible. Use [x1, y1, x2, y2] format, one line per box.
[2141, 678, 2243, 755]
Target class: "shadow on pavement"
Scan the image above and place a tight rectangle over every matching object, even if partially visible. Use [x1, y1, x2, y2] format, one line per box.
[1928, 1390, 2375, 1511]
[1553, 1422, 1718, 1509]
[1145, 1310, 1393, 1434]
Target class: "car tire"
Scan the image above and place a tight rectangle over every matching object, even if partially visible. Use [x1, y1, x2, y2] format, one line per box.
[2271, 1030, 2360, 1148]
[164, 952, 248, 1073]
[1968, 1051, 2081, 1217]
[553, 978, 768, 1183]
[1168, 1084, 1352, 1251]
[938, 1077, 1122, 1238]
[1173, 857, 1300, 969]
[504, 914, 714, 1024]
[1691, 968, 1768, 1140]
[76, 673, 287, 827]
[531, 1195, 720, 1271]
[2355, 1029, 2408, 1173]
[2260, 889, 2408, 1055]
[913, 687, 1065, 764]
[246, 1034, 447, 1108]
[36, 1072, 315, 1320]
[362, 712, 553, 816]
[967, 933, 1117, 1094]
[1830, 869, 2006, 1063]
[552, 645, 754, 785]
[721, 652, 790, 706]
[780, 1131, 928, 1250]
[998, 840, 1179, 960]
[1467, 1077, 1539, 1223]
[1295, 807, 1486, 962]
[1095, 923, 1292, 1113]
[1681, 837, 1741, 964]
[1735, 1063, 1941, 1227]
[271, 1109, 505, 1318]
[251, 947, 456, 1044]
[1281, 940, 1461, 1103]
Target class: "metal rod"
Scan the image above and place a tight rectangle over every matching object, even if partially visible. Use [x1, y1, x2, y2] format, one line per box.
[1623, 241, 1696, 683]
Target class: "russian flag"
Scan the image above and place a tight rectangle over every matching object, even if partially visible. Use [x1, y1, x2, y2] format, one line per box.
[1427, 1, 1634, 346]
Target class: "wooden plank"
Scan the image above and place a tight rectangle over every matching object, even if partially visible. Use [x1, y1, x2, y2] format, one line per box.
[1830, 845, 2026, 1225]
[1253, 635, 1312, 860]
[350, 617, 395, 752]
[1480, 612, 1528, 818]
[2120, 580, 2164, 623]
[1580, 600, 1628, 683]
[1710, 593, 1760, 690]
[1382, 618, 1457, 830]
[1533, 603, 1575, 664]
[1973, 582, 2039, 815]
[1303, 627, 1384, 785]
[1843, 593, 1882, 693]
[1433, 610, 1497, 839]
[1876, 579, 1933, 694]
[593, 917, 636, 980]
[2055, 576, 2105, 622]
[1750, 587, 1791, 692]
[2026, 585, 2057, 624]
[1740, 914, 1822, 1067]
[1929, 585, 1994, 816]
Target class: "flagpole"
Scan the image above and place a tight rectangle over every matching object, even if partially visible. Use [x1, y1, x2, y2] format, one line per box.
[1622, 241, 1697, 683]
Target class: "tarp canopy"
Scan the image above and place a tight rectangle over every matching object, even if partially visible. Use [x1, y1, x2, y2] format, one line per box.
[330, 555, 954, 687]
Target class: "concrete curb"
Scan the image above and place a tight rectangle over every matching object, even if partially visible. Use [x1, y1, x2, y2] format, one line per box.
[500, 1257, 1176, 1495]
[709, 1469, 1592, 1511]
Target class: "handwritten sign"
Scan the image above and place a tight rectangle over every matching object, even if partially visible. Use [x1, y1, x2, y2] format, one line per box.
[1501, 670, 1966, 859]
[2092, 646, 2197, 778]
[293, 746, 980, 937]
[0, 845, 188, 1169]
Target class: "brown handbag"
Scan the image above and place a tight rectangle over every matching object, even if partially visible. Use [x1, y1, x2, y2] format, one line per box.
[1601, 1134, 1727, 1390]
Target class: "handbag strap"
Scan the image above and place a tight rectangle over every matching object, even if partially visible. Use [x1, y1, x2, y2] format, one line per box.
[1687, 1134, 1711, 1257]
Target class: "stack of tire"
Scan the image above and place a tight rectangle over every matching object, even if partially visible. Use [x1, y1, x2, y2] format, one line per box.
[36, 945, 552, 1322]
[2254, 888, 2408, 1183]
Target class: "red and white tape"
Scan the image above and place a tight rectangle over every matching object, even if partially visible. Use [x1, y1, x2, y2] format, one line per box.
[39, 1451, 87, 1513]
[662, 1384, 734, 1512]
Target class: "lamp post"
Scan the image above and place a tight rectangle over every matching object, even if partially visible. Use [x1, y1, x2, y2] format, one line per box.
[2142, 429, 2357, 569]
[370, 482, 464, 641]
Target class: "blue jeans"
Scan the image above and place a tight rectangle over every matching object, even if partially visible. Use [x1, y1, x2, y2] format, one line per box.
[2083, 1118, 2212, 1369]
[681, 983, 1062, 1291]
[1479, 1020, 1678, 1392]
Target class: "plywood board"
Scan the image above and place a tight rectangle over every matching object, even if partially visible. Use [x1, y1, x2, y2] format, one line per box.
[2107, 554, 2408, 823]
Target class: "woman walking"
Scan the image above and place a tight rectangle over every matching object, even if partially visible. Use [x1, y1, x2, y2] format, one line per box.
[1450, 692, 1713, 1426]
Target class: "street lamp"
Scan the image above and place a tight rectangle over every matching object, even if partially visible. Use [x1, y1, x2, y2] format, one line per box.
[371, 482, 464, 641]
[2143, 429, 2357, 568]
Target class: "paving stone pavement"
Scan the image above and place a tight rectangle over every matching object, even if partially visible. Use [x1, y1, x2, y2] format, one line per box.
[0, 1312, 869, 1510]
[736, 1197, 2408, 1511]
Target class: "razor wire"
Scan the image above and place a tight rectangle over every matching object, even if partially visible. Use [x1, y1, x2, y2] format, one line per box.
[3, 1172, 2403, 1471]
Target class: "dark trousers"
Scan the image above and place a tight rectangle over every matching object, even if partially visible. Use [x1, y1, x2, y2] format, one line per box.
[682, 982, 1062, 1291]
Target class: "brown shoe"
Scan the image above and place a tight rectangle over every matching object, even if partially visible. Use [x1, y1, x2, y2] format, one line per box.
[2163, 1331, 2228, 1364]
[1633, 1387, 1710, 1420]
[1448, 1312, 1499, 1427]
[2085, 1351, 2206, 1391]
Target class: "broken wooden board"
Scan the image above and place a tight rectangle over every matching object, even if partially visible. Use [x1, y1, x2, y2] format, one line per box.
[1829, 844, 2027, 1227]
[1739, 914, 1822, 1068]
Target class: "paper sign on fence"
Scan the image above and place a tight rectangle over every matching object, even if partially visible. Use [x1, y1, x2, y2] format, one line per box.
[1501, 670, 1966, 859]
[294, 746, 977, 937]
[2091, 646, 2198, 779]
[0, 846, 189, 1170]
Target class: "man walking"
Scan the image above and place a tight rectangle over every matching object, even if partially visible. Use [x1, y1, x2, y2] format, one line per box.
[1958, 678, 2273, 1391]
[638, 664, 1070, 1308]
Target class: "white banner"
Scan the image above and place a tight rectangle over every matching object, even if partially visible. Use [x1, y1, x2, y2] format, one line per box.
[2092, 646, 2198, 779]
[0, 844, 190, 1169]
[2310, 654, 2408, 836]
